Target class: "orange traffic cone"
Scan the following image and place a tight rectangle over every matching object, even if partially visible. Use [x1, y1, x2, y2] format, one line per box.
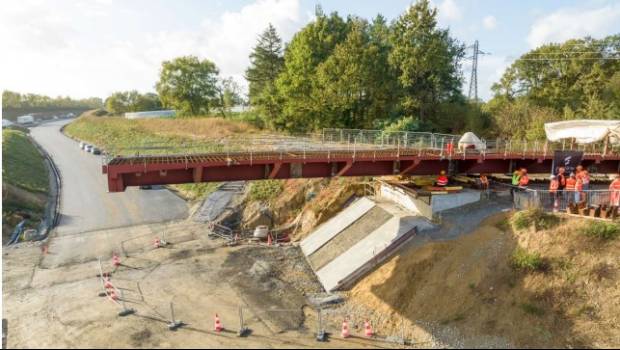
[341, 319, 350, 338]
[364, 320, 373, 338]
[104, 277, 113, 289]
[112, 254, 121, 267]
[214, 314, 223, 332]
[267, 234, 272, 246]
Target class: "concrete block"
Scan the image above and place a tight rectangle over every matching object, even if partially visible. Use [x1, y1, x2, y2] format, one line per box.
[300, 197, 375, 256]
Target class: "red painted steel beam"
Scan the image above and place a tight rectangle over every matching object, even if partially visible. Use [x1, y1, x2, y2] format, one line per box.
[103, 151, 620, 192]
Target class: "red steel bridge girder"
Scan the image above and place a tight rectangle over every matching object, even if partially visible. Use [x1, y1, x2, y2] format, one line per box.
[104, 153, 620, 192]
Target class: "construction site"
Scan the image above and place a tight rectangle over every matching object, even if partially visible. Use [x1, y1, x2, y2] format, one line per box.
[2, 1, 620, 345]
[3, 119, 620, 348]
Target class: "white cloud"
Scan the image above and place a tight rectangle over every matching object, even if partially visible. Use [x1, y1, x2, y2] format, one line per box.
[0, 0, 305, 98]
[437, 0, 462, 22]
[482, 15, 497, 30]
[527, 3, 620, 48]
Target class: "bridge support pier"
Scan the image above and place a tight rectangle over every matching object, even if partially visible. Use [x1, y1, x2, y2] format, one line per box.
[193, 167, 203, 183]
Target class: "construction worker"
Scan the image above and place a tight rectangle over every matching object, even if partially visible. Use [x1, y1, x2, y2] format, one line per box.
[566, 173, 577, 203]
[436, 170, 449, 187]
[556, 166, 567, 207]
[610, 175, 620, 207]
[511, 168, 521, 199]
[576, 166, 590, 205]
[549, 175, 559, 211]
[480, 173, 489, 197]
[575, 175, 584, 204]
[518, 168, 529, 189]
[576, 165, 589, 189]
[480, 173, 489, 190]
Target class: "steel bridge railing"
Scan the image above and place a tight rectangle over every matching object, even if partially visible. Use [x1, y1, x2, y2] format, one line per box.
[101, 127, 620, 165]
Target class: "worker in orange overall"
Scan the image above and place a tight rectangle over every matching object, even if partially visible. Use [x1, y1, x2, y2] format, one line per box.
[610, 175, 620, 208]
[436, 170, 449, 187]
[566, 173, 577, 204]
[549, 175, 559, 212]
[518, 168, 529, 189]
[479, 173, 490, 198]
[576, 166, 590, 205]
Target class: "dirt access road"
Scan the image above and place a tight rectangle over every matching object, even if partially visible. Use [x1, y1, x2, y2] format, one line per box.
[29, 119, 188, 236]
[2, 219, 401, 348]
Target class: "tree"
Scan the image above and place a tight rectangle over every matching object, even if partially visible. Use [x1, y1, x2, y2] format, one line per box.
[104, 91, 162, 115]
[388, 0, 466, 130]
[314, 17, 397, 129]
[245, 23, 284, 122]
[155, 56, 219, 116]
[488, 34, 620, 136]
[214, 77, 243, 117]
[274, 9, 349, 131]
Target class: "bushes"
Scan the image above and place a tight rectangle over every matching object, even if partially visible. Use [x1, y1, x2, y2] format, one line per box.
[511, 208, 559, 230]
[249, 180, 284, 202]
[511, 248, 546, 271]
[579, 221, 620, 240]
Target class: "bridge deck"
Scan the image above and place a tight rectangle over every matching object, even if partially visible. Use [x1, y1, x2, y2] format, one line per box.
[103, 146, 620, 192]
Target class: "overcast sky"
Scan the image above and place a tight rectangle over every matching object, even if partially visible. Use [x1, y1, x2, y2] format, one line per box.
[1, 0, 619, 101]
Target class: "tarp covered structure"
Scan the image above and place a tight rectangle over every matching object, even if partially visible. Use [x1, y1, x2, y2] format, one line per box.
[458, 132, 486, 150]
[544, 120, 620, 144]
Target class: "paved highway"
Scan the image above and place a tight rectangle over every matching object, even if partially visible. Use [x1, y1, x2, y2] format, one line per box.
[30, 120, 188, 236]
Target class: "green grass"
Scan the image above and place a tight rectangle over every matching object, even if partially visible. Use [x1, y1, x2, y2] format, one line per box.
[248, 180, 284, 202]
[511, 248, 546, 272]
[520, 302, 545, 316]
[579, 221, 620, 240]
[171, 183, 220, 201]
[64, 114, 259, 199]
[2, 129, 49, 193]
[511, 208, 559, 230]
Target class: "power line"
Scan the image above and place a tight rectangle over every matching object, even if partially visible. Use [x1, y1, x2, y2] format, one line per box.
[515, 57, 620, 61]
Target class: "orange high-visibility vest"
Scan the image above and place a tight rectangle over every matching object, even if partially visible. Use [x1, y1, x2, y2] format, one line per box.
[549, 179, 559, 192]
[579, 171, 590, 185]
[437, 175, 448, 186]
[610, 179, 620, 205]
[566, 178, 577, 191]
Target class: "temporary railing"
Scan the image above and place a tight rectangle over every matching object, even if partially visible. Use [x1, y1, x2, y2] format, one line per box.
[513, 188, 618, 212]
[101, 127, 620, 165]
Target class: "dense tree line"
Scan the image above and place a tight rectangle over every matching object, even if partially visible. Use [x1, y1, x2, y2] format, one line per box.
[104, 91, 162, 115]
[486, 35, 620, 139]
[245, 1, 477, 133]
[2, 90, 102, 111]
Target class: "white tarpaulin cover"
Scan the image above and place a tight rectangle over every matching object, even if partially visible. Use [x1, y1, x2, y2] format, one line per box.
[458, 132, 486, 150]
[544, 120, 620, 144]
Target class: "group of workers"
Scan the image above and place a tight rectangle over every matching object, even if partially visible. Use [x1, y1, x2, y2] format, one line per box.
[434, 165, 620, 210]
[546, 165, 591, 209]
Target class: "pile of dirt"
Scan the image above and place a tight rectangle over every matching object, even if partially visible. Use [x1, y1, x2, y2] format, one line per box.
[346, 213, 620, 348]
[239, 177, 373, 241]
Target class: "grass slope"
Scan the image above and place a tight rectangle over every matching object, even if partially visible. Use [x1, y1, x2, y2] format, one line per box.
[348, 213, 620, 348]
[64, 113, 258, 200]
[2, 129, 48, 193]
[2, 129, 49, 241]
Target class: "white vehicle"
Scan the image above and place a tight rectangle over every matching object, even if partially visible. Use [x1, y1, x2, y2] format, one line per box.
[85, 145, 94, 153]
[16, 115, 35, 125]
